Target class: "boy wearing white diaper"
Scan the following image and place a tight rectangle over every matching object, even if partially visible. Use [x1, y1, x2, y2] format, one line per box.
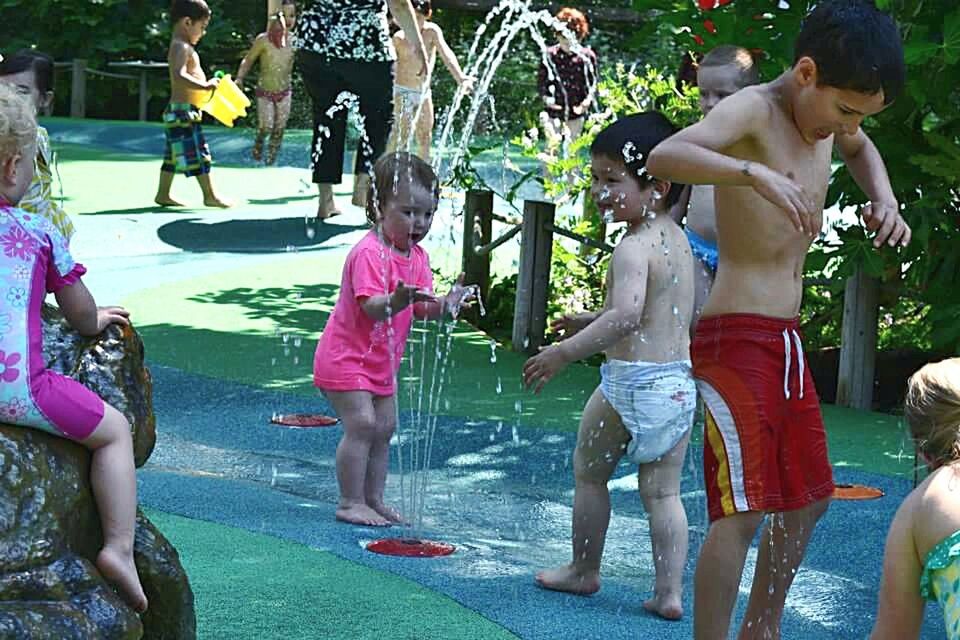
[523, 112, 695, 621]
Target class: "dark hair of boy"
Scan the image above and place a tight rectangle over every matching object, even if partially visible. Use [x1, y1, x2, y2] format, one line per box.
[412, 0, 432, 18]
[171, 0, 211, 23]
[0, 50, 54, 95]
[700, 45, 760, 86]
[591, 112, 685, 207]
[793, 0, 904, 105]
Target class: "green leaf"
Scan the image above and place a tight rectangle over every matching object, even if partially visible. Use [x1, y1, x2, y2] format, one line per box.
[944, 10, 960, 64]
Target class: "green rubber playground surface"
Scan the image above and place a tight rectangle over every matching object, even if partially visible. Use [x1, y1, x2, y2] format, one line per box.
[48, 118, 920, 638]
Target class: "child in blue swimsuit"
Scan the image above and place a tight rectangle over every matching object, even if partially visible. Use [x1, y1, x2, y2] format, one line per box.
[872, 357, 960, 639]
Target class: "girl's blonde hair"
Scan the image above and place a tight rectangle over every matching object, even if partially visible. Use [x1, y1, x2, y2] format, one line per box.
[904, 357, 960, 467]
[0, 83, 36, 164]
[365, 152, 439, 226]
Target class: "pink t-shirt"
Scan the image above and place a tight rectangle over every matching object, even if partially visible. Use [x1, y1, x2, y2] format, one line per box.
[314, 230, 433, 396]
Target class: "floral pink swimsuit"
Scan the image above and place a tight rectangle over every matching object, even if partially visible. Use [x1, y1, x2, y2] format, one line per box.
[0, 201, 103, 440]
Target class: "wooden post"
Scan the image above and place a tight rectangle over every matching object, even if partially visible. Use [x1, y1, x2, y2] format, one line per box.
[836, 263, 880, 410]
[70, 59, 87, 119]
[462, 190, 493, 324]
[512, 200, 555, 355]
[138, 70, 149, 121]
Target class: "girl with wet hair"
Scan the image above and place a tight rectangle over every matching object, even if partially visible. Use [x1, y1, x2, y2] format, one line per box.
[313, 152, 472, 527]
[872, 358, 960, 639]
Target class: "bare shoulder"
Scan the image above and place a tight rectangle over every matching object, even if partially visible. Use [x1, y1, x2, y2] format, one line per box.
[720, 85, 776, 121]
[612, 232, 651, 268]
[914, 465, 960, 550]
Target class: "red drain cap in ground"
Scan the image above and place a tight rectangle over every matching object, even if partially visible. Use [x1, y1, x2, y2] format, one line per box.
[270, 413, 339, 428]
[366, 538, 455, 557]
[833, 483, 884, 500]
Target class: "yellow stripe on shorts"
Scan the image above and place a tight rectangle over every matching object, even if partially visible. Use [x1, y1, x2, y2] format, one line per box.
[705, 408, 736, 517]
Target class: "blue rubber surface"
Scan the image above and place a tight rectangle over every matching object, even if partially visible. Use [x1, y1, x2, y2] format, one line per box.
[141, 364, 943, 639]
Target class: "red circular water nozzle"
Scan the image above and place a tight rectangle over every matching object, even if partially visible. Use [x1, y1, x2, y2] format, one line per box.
[833, 483, 884, 500]
[270, 413, 339, 428]
[366, 538, 456, 557]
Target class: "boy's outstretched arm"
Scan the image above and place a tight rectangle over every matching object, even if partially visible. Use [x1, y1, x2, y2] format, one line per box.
[54, 280, 130, 337]
[869, 495, 924, 639]
[523, 249, 646, 393]
[835, 130, 911, 248]
[387, 0, 429, 76]
[647, 90, 817, 235]
[430, 24, 472, 88]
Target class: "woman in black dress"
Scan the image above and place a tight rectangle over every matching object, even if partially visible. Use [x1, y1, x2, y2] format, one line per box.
[268, 0, 427, 218]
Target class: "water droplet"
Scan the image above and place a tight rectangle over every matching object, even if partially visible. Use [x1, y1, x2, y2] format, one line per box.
[514, 400, 522, 413]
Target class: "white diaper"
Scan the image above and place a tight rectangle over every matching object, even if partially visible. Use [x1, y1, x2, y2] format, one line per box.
[599, 359, 696, 464]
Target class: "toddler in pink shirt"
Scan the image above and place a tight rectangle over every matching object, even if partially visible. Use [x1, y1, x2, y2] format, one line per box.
[314, 152, 471, 527]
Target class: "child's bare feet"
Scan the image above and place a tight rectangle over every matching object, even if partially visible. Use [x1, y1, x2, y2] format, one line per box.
[534, 564, 600, 595]
[336, 503, 391, 527]
[368, 500, 405, 524]
[154, 196, 184, 207]
[203, 196, 232, 208]
[642, 593, 683, 621]
[96, 546, 148, 613]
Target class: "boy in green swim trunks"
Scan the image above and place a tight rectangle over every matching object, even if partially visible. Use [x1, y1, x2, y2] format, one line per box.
[872, 358, 960, 640]
[154, 0, 230, 208]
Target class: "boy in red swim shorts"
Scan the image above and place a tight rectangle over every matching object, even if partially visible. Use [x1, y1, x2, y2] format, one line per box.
[648, 2, 910, 638]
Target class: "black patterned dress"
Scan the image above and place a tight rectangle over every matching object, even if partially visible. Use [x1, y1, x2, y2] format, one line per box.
[295, 0, 397, 183]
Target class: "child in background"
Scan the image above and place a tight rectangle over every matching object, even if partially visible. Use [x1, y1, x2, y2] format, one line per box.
[670, 45, 759, 335]
[526, 112, 696, 621]
[388, 0, 473, 161]
[236, 0, 296, 165]
[871, 358, 960, 640]
[537, 7, 599, 145]
[154, 0, 230, 208]
[0, 84, 146, 612]
[0, 50, 76, 239]
[314, 152, 472, 527]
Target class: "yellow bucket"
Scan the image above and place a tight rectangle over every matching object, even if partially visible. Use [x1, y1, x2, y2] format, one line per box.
[190, 74, 251, 127]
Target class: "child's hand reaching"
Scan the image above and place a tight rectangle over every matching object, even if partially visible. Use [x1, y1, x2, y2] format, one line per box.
[523, 344, 570, 394]
[459, 76, 477, 94]
[97, 306, 131, 333]
[442, 273, 477, 319]
[391, 280, 436, 311]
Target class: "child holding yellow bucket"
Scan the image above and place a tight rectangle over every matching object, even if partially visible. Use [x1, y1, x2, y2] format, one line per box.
[154, 0, 231, 208]
[237, 0, 297, 165]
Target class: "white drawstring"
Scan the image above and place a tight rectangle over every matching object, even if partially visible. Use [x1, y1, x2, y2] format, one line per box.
[782, 329, 792, 400]
[782, 328, 806, 400]
[792, 330, 805, 399]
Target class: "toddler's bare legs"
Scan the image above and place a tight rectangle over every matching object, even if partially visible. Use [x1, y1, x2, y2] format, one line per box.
[154, 170, 183, 207]
[364, 394, 403, 523]
[80, 403, 148, 613]
[536, 388, 628, 595]
[254, 95, 273, 162]
[266, 94, 292, 165]
[737, 499, 830, 640]
[638, 431, 691, 621]
[326, 390, 392, 526]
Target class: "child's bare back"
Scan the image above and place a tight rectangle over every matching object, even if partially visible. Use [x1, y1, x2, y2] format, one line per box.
[394, 25, 440, 89]
[604, 215, 693, 363]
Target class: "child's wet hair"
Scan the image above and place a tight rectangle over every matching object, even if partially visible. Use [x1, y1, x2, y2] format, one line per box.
[0, 83, 37, 164]
[794, 0, 904, 105]
[904, 358, 960, 468]
[590, 112, 684, 207]
[171, 0, 211, 23]
[366, 152, 439, 226]
[555, 7, 589, 41]
[0, 50, 55, 96]
[700, 45, 759, 87]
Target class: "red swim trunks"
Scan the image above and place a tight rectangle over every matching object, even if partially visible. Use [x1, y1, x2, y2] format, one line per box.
[692, 314, 834, 522]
